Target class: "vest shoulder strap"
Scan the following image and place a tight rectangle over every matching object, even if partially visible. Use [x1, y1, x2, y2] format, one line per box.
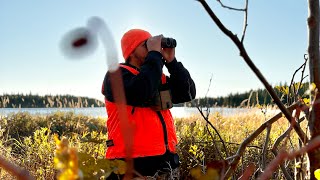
[119, 64, 139, 75]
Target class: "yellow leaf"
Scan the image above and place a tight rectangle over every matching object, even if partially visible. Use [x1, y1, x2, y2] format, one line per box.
[310, 83, 317, 91]
[294, 82, 301, 90]
[303, 98, 310, 106]
[314, 169, 320, 180]
[113, 160, 126, 175]
[284, 86, 289, 95]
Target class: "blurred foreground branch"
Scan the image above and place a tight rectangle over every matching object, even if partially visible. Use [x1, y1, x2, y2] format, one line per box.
[0, 155, 34, 180]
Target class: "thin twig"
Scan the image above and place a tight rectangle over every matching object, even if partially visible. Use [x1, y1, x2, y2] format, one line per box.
[247, 90, 253, 108]
[216, 0, 246, 11]
[287, 56, 308, 104]
[196, 106, 229, 157]
[204, 124, 224, 160]
[205, 74, 213, 98]
[296, 55, 308, 97]
[241, 0, 249, 44]
[261, 123, 271, 170]
[188, 74, 228, 159]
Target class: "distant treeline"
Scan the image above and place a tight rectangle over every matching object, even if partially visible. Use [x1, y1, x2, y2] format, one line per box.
[191, 82, 310, 107]
[0, 94, 105, 108]
[0, 82, 310, 108]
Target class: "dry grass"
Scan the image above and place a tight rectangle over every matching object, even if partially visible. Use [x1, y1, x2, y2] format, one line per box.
[0, 108, 304, 179]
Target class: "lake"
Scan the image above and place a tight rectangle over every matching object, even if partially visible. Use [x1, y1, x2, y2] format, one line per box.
[0, 107, 261, 118]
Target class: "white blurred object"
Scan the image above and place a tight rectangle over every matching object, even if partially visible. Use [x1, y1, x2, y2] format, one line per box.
[60, 27, 98, 59]
[60, 16, 119, 72]
[87, 17, 119, 72]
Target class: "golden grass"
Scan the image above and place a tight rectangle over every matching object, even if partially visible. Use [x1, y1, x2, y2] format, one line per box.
[0, 108, 304, 179]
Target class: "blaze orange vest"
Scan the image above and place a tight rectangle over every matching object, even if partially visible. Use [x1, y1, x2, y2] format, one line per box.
[105, 64, 177, 159]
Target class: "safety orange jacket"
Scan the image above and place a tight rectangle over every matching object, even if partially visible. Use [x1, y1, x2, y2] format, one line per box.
[105, 64, 178, 159]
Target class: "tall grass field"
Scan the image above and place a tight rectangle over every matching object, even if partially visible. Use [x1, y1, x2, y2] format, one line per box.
[0, 108, 302, 179]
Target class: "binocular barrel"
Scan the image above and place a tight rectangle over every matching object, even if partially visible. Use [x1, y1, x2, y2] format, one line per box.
[161, 38, 177, 48]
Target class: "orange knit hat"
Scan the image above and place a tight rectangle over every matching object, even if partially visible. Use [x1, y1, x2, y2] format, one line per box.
[121, 29, 152, 60]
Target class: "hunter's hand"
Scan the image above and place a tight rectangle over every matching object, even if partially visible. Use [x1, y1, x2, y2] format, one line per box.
[162, 47, 175, 63]
[146, 35, 162, 53]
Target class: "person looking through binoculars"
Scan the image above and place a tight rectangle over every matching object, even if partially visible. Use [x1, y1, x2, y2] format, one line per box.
[102, 28, 196, 179]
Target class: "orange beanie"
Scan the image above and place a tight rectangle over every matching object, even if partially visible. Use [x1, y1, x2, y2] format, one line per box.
[121, 29, 152, 60]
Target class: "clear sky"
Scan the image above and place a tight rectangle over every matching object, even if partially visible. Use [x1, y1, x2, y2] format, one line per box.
[0, 1, 308, 101]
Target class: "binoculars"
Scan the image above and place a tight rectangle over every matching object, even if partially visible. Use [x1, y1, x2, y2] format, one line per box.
[161, 37, 177, 48]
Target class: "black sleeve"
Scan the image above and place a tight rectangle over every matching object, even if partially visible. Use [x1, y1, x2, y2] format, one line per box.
[165, 59, 196, 104]
[102, 51, 164, 106]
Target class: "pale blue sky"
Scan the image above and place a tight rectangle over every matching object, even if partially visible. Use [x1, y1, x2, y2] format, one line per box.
[0, 1, 308, 101]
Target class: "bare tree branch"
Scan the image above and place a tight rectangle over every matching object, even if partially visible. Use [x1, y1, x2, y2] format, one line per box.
[271, 125, 294, 180]
[269, 106, 306, 179]
[307, 6, 320, 178]
[223, 102, 299, 178]
[216, 0, 246, 11]
[216, 0, 249, 43]
[193, 140, 263, 149]
[296, 55, 309, 97]
[287, 56, 308, 104]
[238, 163, 256, 180]
[259, 135, 320, 180]
[196, 0, 307, 143]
